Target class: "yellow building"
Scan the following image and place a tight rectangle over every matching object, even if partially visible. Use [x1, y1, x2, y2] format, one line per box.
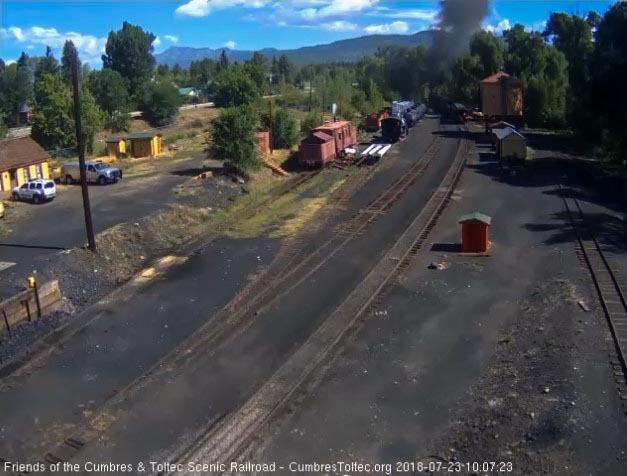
[480, 72, 523, 117]
[127, 132, 163, 158]
[105, 136, 127, 158]
[0, 137, 52, 194]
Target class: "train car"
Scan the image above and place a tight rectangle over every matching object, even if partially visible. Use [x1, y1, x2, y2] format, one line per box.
[364, 110, 389, 132]
[298, 121, 357, 167]
[381, 117, 407, 143]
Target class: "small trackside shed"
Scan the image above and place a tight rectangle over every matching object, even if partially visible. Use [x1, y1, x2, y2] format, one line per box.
[494, 127, 527, 160]
[105, 136, 127, 157]
[460, 212, 491, 253]
[127, 132, 163, 158]
[0, 137, 52, 193]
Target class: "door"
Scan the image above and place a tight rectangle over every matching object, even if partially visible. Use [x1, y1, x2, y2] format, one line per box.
[87, 164, 98, 182]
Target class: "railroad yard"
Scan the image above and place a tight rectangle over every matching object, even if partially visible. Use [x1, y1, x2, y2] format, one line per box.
[0, 107, 625, 476]
[3, 0, 627, 474]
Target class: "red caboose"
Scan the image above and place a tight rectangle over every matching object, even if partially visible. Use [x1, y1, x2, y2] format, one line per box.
[364, 110, 390, 132]
[299, 121, 357, 167]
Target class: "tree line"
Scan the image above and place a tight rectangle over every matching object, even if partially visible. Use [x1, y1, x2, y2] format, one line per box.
[1, 3, 625, 165]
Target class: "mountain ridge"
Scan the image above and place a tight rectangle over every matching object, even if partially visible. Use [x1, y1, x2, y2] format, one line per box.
[155, 30, 435, 67]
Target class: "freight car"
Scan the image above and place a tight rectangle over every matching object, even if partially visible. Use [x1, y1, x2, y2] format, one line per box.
[298, 121, 357, 167]
[364, 110, 390, 132]
[381, 116, 407, 143]
[403, 102, 427, 127]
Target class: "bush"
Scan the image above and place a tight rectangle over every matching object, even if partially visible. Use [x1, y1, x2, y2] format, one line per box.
[260, 108, 298, 149]
[300, 113, 321, 134]
[211, 66, 259, 108]
[136, 80, 182, 127]
[209, 105, 260, 173]
[105, 111, 131, 132]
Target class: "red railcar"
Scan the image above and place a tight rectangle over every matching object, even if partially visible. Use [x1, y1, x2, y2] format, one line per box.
[364, 110, 390, 132]
[298, 121, 357, 167]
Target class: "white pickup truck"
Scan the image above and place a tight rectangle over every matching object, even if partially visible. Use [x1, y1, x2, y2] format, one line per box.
[61, 161, 123, 185]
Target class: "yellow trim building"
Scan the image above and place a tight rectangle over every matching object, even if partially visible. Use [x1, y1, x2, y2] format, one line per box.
[127, 132, 163, 158]
[0, 137, 52, 194]
[105, 136, 127, 158]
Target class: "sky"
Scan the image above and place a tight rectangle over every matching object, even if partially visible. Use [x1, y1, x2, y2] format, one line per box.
[0, 1, 617, 66]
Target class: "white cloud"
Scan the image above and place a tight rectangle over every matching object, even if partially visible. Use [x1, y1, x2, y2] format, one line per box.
[364, 21, 409, 35]
[153, 36, 162, 47]
[297, 0, 378, 20]
[224, 40, 237, 49]
[322, 20, 358, 31]
[6, 60, 16, 65]
[176, 0, 269, 18]
[484, 18, 511, 35]
[1, 25, 107, 64]
[164, 34, 180, 43]
[368, 8, 437, 21]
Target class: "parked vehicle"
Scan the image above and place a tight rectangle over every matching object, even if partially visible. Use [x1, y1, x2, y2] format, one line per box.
[61, 161, 122, 185]
[12, 179, 56, 204]
[0, 201, 5, 218]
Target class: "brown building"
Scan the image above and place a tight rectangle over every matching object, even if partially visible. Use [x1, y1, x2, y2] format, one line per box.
[126, 132, 163, 158]
[0, 137, 52, 194]
[480, 72, 523, 117]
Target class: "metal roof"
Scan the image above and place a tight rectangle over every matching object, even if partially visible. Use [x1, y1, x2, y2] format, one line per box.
[459, 212, 492, 225]
[481, 71, 522, 85]
[178, 87, 196, 95]
[126, 132, 161, 140]
[0, 137, 50, 171]
[105, 136, 125, 143]
[312, 121, 351, 131]
[493, 127, 526, 141]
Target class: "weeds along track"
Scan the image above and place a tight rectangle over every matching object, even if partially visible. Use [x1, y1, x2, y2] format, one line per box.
[29, 133, 446, 468]
[171, 130, 468, 473]
[560, 187, 627, 412]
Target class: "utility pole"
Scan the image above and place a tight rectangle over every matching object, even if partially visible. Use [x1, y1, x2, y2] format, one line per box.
[71, 56, 96, 251]
[308, 82, 313, 112]
[269, 99, 274, 156]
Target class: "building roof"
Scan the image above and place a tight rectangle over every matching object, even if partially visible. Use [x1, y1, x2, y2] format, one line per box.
[0, 136, 50, 171]
[304, 131, 333, 143]
[494, 127, 526, 141]
[312, 121, 351, 132]
[481, 71, 522, 86]
[178, 87, 196, 95]
[105, 136, 125, 143]
[126, 132, 161, 140]
[459, 212, 492, 225]
[18, 104, 33, 113]
[490, 121, 517, 130]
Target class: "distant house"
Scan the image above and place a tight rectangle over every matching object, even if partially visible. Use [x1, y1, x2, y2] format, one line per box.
[126, 132, 163, 158]
[178, 87, 199, 98]
[17, 104, 33, 126]
[0, 137, 52, 194]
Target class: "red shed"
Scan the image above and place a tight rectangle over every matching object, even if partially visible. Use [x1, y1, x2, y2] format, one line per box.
[459, 212, 491, 253]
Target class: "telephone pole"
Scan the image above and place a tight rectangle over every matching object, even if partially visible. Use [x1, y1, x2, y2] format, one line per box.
[71, 56, 96, 251]
[269, 99, 274, 155]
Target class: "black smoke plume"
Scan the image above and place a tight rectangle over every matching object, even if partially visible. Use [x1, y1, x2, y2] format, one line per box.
[429, 0, 490, 65]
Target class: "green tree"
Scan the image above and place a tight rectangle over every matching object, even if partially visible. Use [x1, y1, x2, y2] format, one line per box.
[277, 54, 294, 83]
[0, 111, 7, 139]
[75, 84, 104, 153]
[244, 52, 268, 91]
[102, 22, 156, 96]
[469, 30, 504, 78]
[209, 105, 260, 173]
[136, 79, 182, 126]
[35, 46, 60, 81]
[105, 110, 131, 133]
[61, 40, 79, 84]
[211, 66, 259, 107]
[260, 108, 298, 149]
[31, 73, 74, 149]
[0, 62, 31, 124]
[590, 3, 627, 164]
[543, 12, 596, 131]
[219, 50, 230, 70]
[87, 69, 130, 114]
[189, 59, 216, 92]
[300, 113, 320, 134]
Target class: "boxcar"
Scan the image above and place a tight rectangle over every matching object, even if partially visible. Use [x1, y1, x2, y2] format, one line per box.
[299, 121, 357, 167]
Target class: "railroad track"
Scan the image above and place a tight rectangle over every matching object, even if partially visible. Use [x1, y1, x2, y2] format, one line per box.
[560, 186, 627, 406]
[170, 129, 468, 474]
[19, 128, 446, 470]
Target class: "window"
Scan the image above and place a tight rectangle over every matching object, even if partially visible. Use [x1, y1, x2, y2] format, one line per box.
[29, 183, 37, 190]
[36, 183, 43, 190]
[88, 165, 96, 172]
[20, 184, 28, 190]
[44, 182, 54, 189]
[22, 168, 29, 183]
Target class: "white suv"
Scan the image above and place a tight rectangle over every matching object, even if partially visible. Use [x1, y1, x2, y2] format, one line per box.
[12, 179, 57, 204]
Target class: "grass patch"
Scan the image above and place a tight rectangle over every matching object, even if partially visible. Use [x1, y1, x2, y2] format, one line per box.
[207, 169, 350, 239]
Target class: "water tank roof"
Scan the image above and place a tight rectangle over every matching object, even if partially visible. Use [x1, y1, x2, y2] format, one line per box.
[481, 71, 522, 85]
